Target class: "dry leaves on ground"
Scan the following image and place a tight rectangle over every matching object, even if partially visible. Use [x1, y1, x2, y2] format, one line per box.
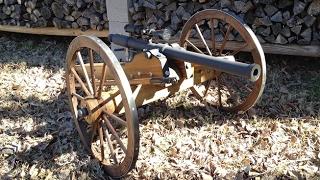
[0, 33, 319, 179]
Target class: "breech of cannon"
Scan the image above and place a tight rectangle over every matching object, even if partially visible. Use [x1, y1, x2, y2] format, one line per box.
[109, 34, 261, 82]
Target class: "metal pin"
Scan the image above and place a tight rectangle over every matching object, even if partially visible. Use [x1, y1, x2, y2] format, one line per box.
[77, 108, 89, 118]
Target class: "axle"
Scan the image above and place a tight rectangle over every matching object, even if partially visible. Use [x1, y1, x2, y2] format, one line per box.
[109, 34, 261, 82]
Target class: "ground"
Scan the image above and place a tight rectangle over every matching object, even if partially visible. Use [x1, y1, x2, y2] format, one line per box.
[0, 32, 319, 179]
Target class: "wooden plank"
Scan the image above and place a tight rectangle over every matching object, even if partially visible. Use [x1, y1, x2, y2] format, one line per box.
[0, 25, 108, 37]
[89, 77, 195, 114]
[1, 24, 318, 57]
[75, 52, 163, 80]
[169, 39, 320, 58]
[134, 77, 195, 107]
[259, 43, 320, 58]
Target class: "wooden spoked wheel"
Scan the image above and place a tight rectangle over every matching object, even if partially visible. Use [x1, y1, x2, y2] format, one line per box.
[179, 9, 266, 112]
[65, 35, 139, 177]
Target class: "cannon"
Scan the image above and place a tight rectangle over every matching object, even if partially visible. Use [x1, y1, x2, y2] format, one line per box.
[65, 9, 266, 177]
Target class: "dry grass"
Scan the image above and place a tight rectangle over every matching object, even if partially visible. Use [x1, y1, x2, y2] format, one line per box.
[0, 33, 319, 179]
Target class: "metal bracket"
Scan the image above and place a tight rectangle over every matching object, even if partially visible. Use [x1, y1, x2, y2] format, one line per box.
[143, 48, 180, 85]
[150, 77, 178, 85]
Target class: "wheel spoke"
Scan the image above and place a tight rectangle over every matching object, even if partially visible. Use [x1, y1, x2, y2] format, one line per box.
[222, 76, 243, 106]
[186, 39, 204, 54]
[98, 120, 105, 161]
[102, 114, 127, 154]
[190, 86, 205, 100]
[132, 84, 142, 100]
[71, 68, 91, 96]
[102, 123, 119, 164]
[219, 24, 233, 55]
[97, 63, 107, 99]
[89, 49, 97, 96]
[77, 51, 94, 95]
[179, 9, 266, 112]
[66, 35, 140, 177]
[103, 110, 127, 127]
[217, 76, 222, 107]
[72, 93, 85, 101]
[91, 90, 121, 114]
[231, 43, 248, 56]
[210, 19, 216, 54]
[195, 24, 212, 56]
[114, 101, 124, 113]
[71, 93, 79, 119]
[91, 122, 98, 143]
[203, 80, 212, 97]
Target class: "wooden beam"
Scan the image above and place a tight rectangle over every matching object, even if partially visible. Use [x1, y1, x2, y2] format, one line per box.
[169, 39, 320, 58]
[0, 25, 108, 37]
[75, 53, 163, 81]
[1, 25, 318, 57]
[258, 43, 320, 58]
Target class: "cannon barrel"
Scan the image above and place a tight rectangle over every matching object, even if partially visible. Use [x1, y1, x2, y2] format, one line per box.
[109, 34, 261, 82]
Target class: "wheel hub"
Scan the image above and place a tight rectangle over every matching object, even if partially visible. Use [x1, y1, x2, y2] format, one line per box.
[80, 97, 102, 124]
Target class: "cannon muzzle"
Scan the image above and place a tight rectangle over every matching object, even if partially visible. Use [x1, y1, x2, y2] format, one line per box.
[109, 34, 261, 82]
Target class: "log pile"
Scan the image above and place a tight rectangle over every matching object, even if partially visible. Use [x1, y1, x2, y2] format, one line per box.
[0, 0, 108, 31]
[129, 0, 320, 45]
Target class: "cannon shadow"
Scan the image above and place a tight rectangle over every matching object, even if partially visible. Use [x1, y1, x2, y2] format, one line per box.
[139, 54, 320, 126]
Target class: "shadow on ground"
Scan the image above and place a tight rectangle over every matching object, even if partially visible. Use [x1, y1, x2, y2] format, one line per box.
[0, 32, 319, 179]
[0, 33, 110, 179]
[0, 90, 112, 179]
[139, 54, 320, 126]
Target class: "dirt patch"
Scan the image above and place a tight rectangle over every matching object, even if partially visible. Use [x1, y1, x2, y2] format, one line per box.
[0, 33, 319, 179]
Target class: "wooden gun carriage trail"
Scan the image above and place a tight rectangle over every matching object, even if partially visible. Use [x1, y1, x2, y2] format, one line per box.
[65, 9, 266, 177]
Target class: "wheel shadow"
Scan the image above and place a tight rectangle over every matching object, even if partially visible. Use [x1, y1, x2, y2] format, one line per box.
[0, 33, 112, 179]
[139, 54, 320, 127]
[0, 92, 114, 179]
[1, 32, 320, 179]
[135, 55, 320, 179]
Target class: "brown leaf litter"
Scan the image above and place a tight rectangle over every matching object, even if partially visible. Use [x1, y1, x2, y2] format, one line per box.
[0, 33, 319, 179]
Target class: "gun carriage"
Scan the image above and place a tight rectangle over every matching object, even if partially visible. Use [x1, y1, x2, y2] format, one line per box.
[65, 9, 266, 177]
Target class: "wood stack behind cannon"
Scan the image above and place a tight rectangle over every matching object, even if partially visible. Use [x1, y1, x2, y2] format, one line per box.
[0, 0, 108, 31]
[130, 0, 320, 46]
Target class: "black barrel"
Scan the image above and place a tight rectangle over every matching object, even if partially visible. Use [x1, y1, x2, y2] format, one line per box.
[109, 34, 261, 82]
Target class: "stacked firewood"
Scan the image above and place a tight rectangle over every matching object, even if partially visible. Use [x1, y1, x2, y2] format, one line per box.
[0, 0, 108, 31]
[129, 0, 320, 45]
